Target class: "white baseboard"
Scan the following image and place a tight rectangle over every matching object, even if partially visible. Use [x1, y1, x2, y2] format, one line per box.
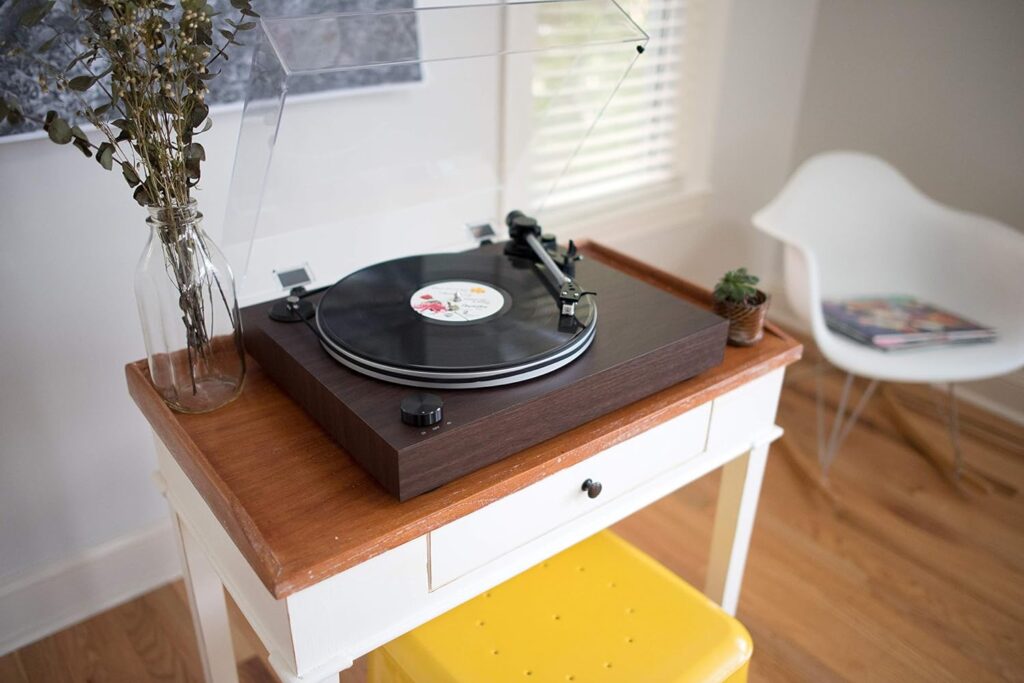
[0, 521, 181, 656]
[957, 374, 1024, 427]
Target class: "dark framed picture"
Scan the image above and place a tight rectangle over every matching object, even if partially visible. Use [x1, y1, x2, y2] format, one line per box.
[0, 0, 421, 138]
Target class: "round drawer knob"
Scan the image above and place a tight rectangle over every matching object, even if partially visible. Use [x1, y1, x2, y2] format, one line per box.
[581, 478, 603, 499]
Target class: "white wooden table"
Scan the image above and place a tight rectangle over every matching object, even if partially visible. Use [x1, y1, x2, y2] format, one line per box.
[127, 249, 801, 683]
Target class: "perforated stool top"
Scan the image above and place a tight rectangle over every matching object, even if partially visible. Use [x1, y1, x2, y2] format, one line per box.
[372, 531, 752, 683]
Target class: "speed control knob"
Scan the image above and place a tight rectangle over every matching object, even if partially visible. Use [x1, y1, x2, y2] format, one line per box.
[401, 392, 444, 428]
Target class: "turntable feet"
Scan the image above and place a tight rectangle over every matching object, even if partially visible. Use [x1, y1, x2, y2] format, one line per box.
[401, 393, 444, 427]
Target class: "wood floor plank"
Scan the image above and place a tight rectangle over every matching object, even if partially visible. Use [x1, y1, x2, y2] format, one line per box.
[781, 379, 1024, 554]
[138, 583, 207, 678]
[0, 652, 30, 683]
[740, 609, 845, 683]
[111, 586, 198, 682]
[238, 656, 279, 683]
[764, 452, 1024, 679]
[785, 371, 1024, 500]
[16, 611, 154, 683]
[225, 593, 269, 665]
[709, 478, 987, 680]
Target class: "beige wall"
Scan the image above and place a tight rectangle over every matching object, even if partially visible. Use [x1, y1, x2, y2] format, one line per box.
[794, 0, 1024, 231]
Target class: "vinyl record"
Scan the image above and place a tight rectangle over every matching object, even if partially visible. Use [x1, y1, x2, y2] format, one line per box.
[316, 251, 596, 388]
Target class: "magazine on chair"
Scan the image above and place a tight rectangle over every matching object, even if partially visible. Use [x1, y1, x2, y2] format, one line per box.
[823, 296, 995, 351]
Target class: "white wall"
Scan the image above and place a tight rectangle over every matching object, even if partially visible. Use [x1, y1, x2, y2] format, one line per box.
[794, 0, 1024, 232]
[0, 110, 242, 653]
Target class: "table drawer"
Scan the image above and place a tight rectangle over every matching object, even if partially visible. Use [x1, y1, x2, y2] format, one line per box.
[428, 402, 712, 589]
[706, 368, 784, 454]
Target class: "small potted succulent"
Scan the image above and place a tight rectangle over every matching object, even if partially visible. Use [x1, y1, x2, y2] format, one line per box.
[713, 268, 770, 346]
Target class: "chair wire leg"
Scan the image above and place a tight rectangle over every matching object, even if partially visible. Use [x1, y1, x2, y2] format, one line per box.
[947, 383, 964, 479]
[821, 373, 854, 476]
[833, 379, 879, 457]
[929, 382, 967, 481]
[815, 359, 828, 470]
[818, 372, 879, 476]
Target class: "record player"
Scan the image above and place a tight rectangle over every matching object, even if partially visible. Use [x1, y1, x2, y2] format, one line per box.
[222, 1, 727, 499]
[240, 213, 727, 499]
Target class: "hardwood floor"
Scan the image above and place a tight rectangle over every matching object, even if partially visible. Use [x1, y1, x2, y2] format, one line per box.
[3, 344, 1022, 682]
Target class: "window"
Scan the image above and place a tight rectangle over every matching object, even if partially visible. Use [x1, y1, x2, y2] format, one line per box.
[531, 0, 700, 212]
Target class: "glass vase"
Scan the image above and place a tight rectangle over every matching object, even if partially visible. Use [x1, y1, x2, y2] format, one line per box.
[135, 199, 245, 413]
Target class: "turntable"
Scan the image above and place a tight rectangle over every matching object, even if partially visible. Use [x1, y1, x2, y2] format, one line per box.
[240, 211, 727, 499]
[222, 0, 727, 499]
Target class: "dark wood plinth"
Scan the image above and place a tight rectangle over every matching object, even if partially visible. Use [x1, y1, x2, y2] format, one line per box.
[126, 243, 802, 597]
[240, 242, 729, 500]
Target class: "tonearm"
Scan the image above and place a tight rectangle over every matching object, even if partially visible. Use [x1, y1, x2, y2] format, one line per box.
[504, 210, 592, 317]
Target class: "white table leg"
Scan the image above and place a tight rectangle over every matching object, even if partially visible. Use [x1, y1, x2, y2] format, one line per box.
[268, 652, 346, 683]
[172, 513, 240, 683]
[704, 441, 770, 616]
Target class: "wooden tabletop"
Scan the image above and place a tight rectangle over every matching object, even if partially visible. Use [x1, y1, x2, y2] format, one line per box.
[126, 243, 802, 598]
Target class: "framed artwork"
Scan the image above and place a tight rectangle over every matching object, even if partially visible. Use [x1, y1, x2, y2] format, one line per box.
[0, 0, 421, 138]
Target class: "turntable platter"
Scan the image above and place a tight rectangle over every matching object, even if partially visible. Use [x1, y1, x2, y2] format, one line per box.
[315, 251, 596, 388]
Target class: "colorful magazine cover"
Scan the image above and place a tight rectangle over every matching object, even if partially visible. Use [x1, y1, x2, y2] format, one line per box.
[823, 296, 995, 350]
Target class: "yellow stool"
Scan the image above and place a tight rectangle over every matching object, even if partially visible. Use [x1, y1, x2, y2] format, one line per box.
[368, 532, 752, 683]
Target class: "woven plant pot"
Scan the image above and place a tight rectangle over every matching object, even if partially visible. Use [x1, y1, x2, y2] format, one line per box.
[713, 290, 770, 347]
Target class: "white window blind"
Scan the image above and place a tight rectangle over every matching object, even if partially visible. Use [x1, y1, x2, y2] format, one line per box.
[531, 0, 698, 212]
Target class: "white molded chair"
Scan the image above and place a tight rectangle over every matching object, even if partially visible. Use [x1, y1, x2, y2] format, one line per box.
[753, 151, 1024, 473]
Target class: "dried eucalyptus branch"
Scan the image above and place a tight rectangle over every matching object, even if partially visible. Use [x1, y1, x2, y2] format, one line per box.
[1, 0, 258, 396]
[1, 0, 258, 208]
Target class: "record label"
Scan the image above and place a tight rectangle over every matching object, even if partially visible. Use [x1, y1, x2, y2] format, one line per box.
[409, 280, 506, 323]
